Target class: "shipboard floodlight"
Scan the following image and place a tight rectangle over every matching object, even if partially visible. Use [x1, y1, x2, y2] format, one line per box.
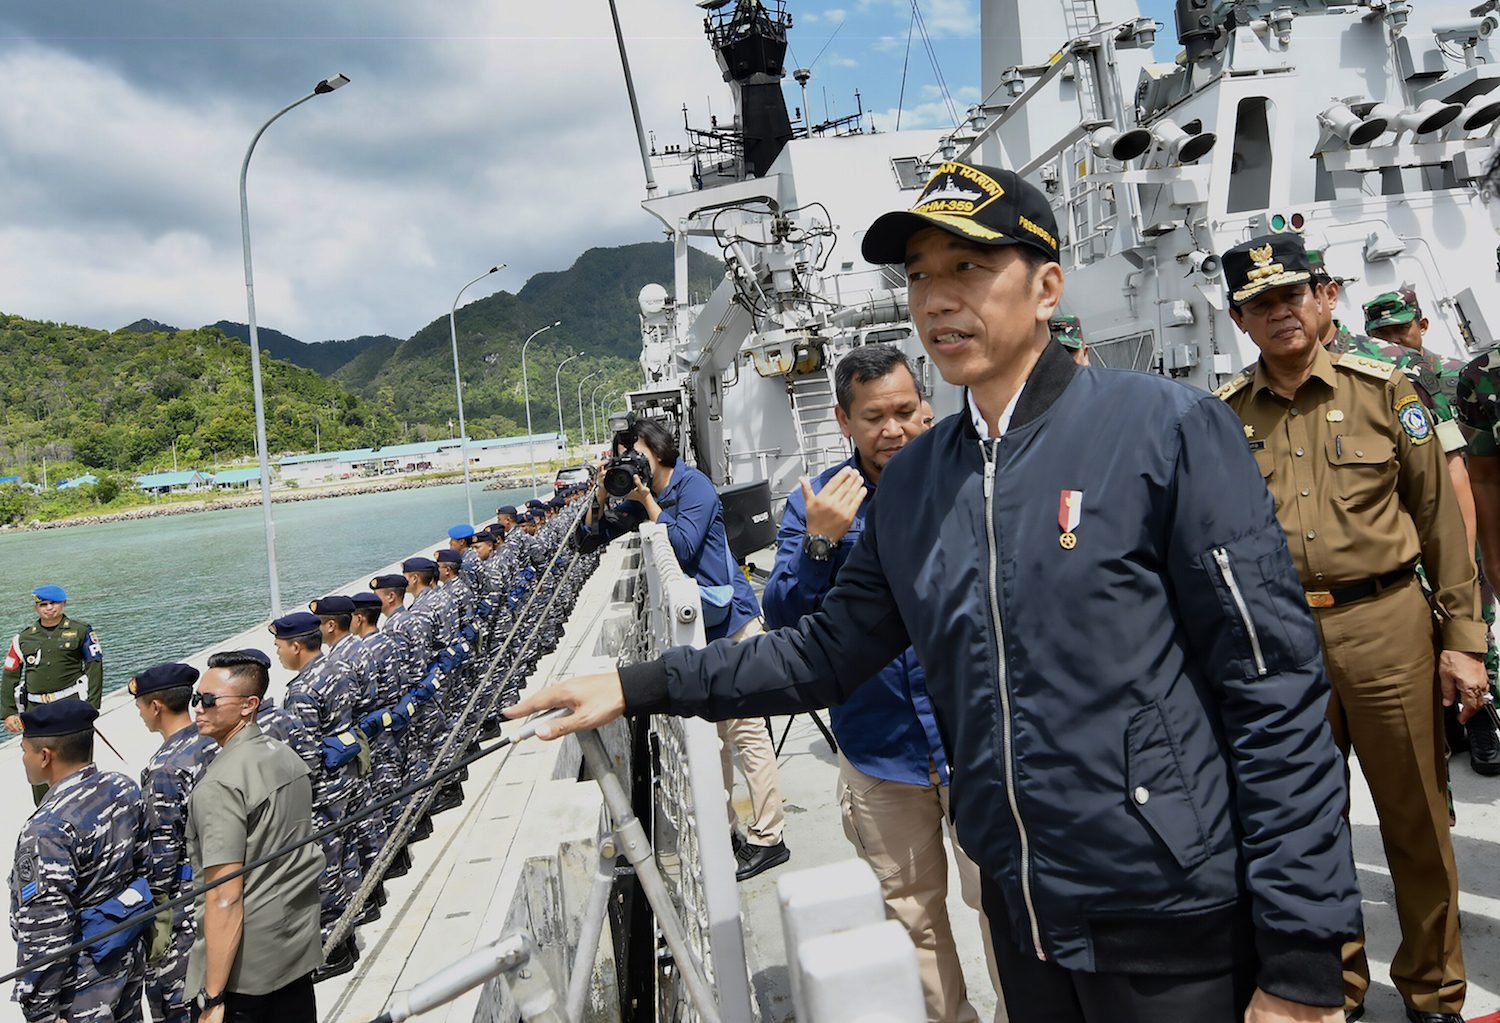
[1319, 101, 1390, 147]
[1089, 126, 1153, 162]
[1151, 118, 1217, 164]
[1458, 92, 1500, 132]
[1395, 99, 1463, 136]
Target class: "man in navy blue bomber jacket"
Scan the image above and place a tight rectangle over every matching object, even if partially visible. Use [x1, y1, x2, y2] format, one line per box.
[506, 164, 1361, 1023]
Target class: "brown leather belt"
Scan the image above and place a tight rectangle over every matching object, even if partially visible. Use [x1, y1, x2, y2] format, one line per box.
[1306, 567, 1413, 609]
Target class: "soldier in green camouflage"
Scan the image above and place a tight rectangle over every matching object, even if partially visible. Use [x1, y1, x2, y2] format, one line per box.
[1457, 342, 1500, 763]
[2, 585, 106, 803]
[1049, 314, 1089, 367]
[1358, 287, 1500, 778]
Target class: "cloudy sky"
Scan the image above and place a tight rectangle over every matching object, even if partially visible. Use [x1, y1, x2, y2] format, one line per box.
[0, 0, 1167, 342]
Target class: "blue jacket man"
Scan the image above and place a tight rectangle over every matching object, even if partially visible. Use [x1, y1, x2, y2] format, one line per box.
[510, 164, 1360, 1021]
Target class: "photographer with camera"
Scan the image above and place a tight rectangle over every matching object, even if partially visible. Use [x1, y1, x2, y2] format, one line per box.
[581, 417, 790, 881]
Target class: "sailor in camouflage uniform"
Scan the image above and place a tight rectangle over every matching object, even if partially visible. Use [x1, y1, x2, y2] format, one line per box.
[130, 663, 217, 1023]
[348, 594, 408, 831]
[309, 596, 382, 922]
[448, 525, 483, 591]
[10, 701, 149, 1023]
[4, 585, 106, 805]
[269, 612, 360, 979]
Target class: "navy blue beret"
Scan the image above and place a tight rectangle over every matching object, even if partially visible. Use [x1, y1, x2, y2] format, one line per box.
[402, 557, 436, 573]
[370, 573, 407, 590]
[434, 549, 462, 564]
[350, 591, 382, 610]
[269, 612, 322, 639]
[237, 648, 272, 668]
[497, 505, 518, 517]
[310, 595, 355, 616]
[20, 700, 98, 737]
[128, 662, 199, 698]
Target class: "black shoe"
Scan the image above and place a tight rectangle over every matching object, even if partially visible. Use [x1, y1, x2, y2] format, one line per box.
[1404, 1010, 1462, 1023]
[371, 883, 388, 907]
[312, 937, 359, 983]
[409, 815, 433, 843]
[730, 829, 746, 858]
[1345, 1005, 1363, 1022]
[431, 783, 464, 814]
[734, 840, 790, 882]
[353, 899, 381, 926]
[479, 718, 503, 740]
[1466, 709, 1500, 775]
[384, 846, 413, 880]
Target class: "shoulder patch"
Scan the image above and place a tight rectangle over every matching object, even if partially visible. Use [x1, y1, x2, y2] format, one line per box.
[1337, 352, 1400, 381]
[1213, 368, 1254, 400]
[1397, 393, 1433, 444]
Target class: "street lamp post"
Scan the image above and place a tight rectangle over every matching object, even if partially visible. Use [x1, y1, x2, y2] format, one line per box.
[449, 264, 506, 526]
[239, 71, 349, 618]
[553, 352, 581, 460]
[589, 380, 609, 449]
[577, 371, 599, 449]
[520, 320, 561, 497]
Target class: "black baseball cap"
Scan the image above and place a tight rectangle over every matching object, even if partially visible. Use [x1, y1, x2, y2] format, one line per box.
[862, 162, 1061, 265]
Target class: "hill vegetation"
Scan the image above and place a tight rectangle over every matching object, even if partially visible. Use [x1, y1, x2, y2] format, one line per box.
[0, 315, 400, 484]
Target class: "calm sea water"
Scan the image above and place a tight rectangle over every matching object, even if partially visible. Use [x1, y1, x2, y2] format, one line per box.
[0, 483, 533, 696]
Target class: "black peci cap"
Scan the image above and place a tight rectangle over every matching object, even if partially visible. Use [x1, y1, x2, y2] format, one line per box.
[1220, 234, 1315, 307]
[862, 162, 1061, 266]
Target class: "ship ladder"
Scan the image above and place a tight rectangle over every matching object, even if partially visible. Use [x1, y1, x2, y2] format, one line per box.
[787, 367, 849, 477]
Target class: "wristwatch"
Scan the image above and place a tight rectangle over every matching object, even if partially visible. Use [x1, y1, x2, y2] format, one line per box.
[803, 534, 836, 562]
[195, 990, 227, 1012]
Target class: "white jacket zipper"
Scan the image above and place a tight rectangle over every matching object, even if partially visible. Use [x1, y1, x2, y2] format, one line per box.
[1213, 547, 1268, 677]
[981, 440, 1045, 960]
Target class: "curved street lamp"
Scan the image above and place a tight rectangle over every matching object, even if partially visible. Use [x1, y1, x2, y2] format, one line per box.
[589, 380, 610, 453]
[577, 371, 599, 449]
[520, 320, 561, 497]
[239, 71, 349, 617]
[554, 352, 582, 460]
[449, 264, 506, 526]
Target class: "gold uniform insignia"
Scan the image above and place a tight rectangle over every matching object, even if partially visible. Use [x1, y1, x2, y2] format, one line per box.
[1249, 243, 1275, 267]
[1243, 424, 1255, 439]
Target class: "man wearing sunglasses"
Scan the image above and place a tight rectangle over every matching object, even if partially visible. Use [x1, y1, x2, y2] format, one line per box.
[3, 585, 105, 804]
[186, 652, 323, 1023]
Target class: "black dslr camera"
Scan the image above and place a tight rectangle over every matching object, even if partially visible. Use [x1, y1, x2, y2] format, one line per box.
[603, 451, 652, 498]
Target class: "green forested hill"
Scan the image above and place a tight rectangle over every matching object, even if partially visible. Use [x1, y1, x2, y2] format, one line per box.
[339, 241, 723, 437]
[0, 316, 400, 478]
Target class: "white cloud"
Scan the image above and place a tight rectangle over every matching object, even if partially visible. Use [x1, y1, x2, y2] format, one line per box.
[826, 53, 860, 68]
[0, 1, 729, 341]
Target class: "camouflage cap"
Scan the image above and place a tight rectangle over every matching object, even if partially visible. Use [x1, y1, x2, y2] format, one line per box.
[1363, 287, 1421, 331]
[1049, 315, 1086, 350]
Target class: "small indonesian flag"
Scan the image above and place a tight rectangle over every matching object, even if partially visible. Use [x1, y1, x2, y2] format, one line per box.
[3, 636, 20, 673]
[1059, 491, 1083, 532]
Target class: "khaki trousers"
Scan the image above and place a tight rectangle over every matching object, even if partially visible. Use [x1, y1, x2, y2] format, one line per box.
[1316, 574, 1465, 1014]
[838, 753, 1005, 1023]
[720, 618, 785, 846]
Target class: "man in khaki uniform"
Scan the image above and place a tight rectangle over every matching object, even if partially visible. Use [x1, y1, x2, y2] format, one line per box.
[1215, 234, 1487, 1023]
[185, 661, 325, 1023]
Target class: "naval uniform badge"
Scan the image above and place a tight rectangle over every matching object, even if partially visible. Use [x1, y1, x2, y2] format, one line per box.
[1059, 490, 1083, 550]
[1396, 394, 1433, 444]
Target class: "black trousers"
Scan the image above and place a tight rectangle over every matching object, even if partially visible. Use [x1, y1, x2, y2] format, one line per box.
[981, 878, 1257, 1023]
[190, 973, 316, 1023]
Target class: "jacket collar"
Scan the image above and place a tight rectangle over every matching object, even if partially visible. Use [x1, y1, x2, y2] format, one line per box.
[959, 340, 1079, 439]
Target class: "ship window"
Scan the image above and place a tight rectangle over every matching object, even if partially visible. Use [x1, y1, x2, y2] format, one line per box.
[892, 157, 928, 190]
[1226, 97, 1274, 213]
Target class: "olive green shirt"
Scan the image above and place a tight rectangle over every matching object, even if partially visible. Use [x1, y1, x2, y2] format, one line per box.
[185, 720, 324, 996]
[1217, 344, 1486, 651]
[1, 615, 104, 718]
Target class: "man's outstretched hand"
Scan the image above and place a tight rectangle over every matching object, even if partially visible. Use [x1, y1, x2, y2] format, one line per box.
[503, 672, 628, 740]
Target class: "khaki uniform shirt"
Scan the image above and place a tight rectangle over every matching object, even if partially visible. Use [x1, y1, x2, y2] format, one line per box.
[185, 720, 324, 996]
[1217, 343, 1485, 652]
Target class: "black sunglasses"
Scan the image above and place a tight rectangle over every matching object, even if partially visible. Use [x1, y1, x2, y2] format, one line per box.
[191, 692, 251, 709]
